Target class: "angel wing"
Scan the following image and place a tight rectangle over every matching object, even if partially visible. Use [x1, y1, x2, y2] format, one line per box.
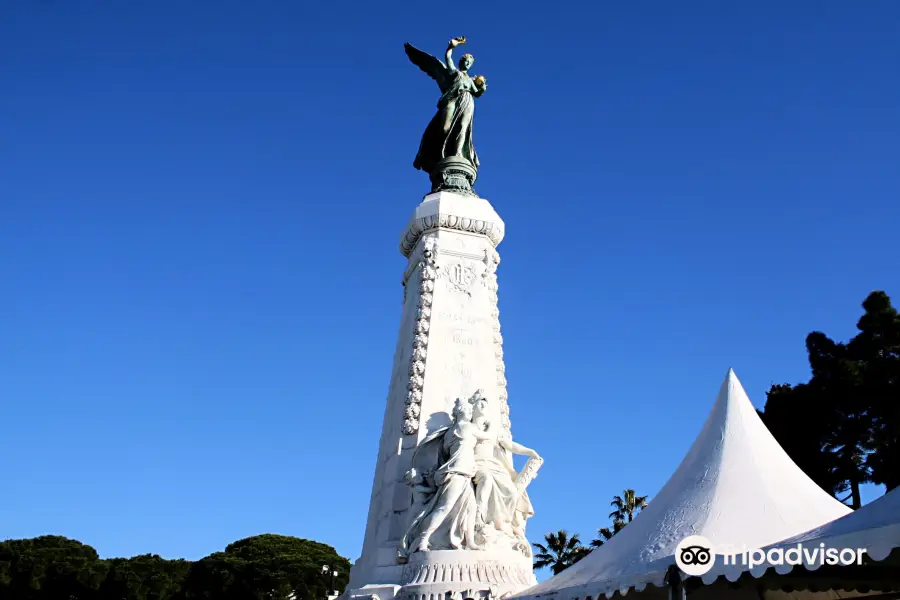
[404, 42, 450, 90]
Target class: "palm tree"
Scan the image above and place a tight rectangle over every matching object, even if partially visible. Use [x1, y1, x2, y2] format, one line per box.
[608, 489, 648, 523]
[590, 519, 625, 548]
[532, 530, 590, 574]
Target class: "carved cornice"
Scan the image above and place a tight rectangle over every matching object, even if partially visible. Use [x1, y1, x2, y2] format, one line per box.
[401, 214, 503, 257]
[400, 192, 505, 258]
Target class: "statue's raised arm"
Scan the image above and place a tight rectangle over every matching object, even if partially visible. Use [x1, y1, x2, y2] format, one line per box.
[404, 36, 485, 196]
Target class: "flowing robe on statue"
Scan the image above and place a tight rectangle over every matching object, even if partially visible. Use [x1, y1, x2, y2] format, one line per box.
[414, 70, 480, 173]
[400, 424, 479, 555]
[474, 435, 534, 529]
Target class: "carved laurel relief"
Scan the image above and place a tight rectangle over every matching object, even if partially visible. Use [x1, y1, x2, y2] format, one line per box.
[481, 247, 511, 432]
[403, 235, 439, 435]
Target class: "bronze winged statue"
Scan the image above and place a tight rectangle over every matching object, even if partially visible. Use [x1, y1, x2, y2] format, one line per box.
[404, 36, 487, 195]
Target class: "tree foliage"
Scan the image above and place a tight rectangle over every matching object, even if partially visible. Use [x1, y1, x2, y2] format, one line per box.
[0, 534, 349, 600]
[759, 290, 900, 506]
[532, 531, 590, 575]
[608, 490, 648, 524]
[590, 519, 625, 549]
[0, 536, 108, 600]
[591, 489, 646, 548]
[99, 554, 191, 600]
[180, 535, 349, 600]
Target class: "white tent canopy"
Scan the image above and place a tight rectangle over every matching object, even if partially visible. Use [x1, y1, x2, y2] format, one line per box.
[514, 369, 852, 600]
[698, 485, 900, 585]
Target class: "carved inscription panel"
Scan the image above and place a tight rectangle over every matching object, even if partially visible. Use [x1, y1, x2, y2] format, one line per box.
[424, 292, 497, 416]
[438, 310, 486, 327]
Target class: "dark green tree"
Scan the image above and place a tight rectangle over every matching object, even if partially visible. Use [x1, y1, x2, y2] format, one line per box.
[802, 332, 871, 507]
[98, 554, 190, 600]
[179, 534, 350, 600]
[532, 531, 590, 575]
[759, 383, 847, 497]
[608, 490, 648, 524]
[590, 520, 625, 548]
[851, 292, 900, 491]
[0, 533, 351, 600]
[588, 489, 645, 548]
[759, 290, 900, 503]
[0, 535, 108, 599]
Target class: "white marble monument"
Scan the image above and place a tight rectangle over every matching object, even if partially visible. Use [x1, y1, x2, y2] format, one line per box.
[343, 191, 542, 600]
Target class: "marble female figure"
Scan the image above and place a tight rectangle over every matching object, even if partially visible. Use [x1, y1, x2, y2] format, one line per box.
[470, 393, 540, 538]
[399, 398, 492, 556]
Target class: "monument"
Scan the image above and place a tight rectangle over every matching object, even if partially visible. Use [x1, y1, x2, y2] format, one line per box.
[342, 37, 543, 600]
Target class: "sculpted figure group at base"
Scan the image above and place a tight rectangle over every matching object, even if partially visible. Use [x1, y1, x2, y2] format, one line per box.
[399, 391, 542, 560]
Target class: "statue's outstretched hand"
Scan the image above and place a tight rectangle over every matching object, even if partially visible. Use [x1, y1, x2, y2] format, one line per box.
[449, 36, 466, 48]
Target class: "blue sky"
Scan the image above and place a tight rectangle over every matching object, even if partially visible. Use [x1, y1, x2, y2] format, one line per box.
[1, 0, 898, 574]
